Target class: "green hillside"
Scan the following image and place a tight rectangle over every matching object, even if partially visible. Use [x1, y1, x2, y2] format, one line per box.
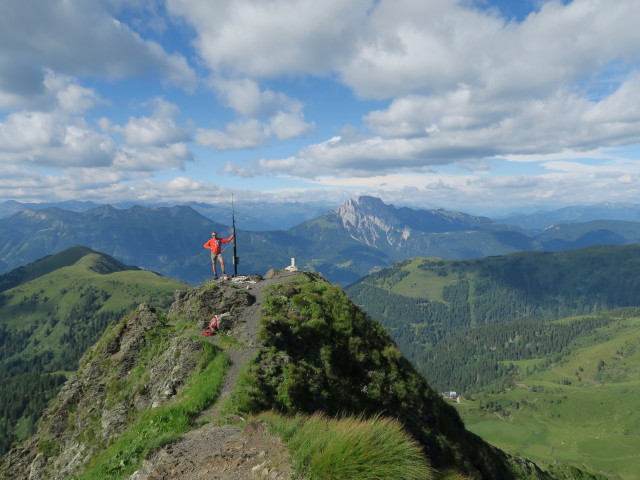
[0, 271, 606, 480]
[0, 246, 186, 454]
[448, 308, 640, 480]
[345, 244, 640, 364]
[345, 245, 640, 480]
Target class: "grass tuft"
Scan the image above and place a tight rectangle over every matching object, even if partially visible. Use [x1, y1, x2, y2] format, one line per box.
[260, 411, 434, 480]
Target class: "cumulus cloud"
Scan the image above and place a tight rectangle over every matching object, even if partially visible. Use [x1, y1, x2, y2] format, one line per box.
[0, 111, 115, 167]
[245, 72, 640, 178]
[213, 78, 305, 117]
[167, 0, 370, 77]
[44, 72, 106, 114]
[0, 0, 196, 108]
[171, 0, 640, 181]
[113, 142, 194, 171]
[113, 98, 190, 147]
[196, 119, 270, 150]
[196, 79, 314, 149]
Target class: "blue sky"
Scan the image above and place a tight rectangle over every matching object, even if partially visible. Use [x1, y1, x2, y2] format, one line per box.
[1, 0, 640, 216]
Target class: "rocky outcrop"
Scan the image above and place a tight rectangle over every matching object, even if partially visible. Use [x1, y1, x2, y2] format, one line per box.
[332, 195, 514, 251]
[0, 272, 298, 480]
[0, 302, 206, 480]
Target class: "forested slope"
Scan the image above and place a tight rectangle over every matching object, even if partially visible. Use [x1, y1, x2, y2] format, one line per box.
[346, 244, 640, 373]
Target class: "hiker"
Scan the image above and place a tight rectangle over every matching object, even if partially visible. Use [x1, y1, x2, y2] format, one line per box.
[204, 231, 234, 279]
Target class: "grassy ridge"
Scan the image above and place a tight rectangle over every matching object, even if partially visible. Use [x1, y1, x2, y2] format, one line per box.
[1, 249, 185, 367]
[0, 247, 186, 454]
[225, 273, 599, 480]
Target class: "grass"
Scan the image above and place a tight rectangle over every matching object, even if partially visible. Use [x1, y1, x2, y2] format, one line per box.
[457, 314, 640, 480]
[73, 342, 228, 480]
[259, 411, 435, 480]
[388, 258, 458, 300]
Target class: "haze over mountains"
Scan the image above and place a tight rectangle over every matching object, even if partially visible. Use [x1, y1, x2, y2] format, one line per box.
[3, 196, 640, 286]
[0, 200, 332, 231]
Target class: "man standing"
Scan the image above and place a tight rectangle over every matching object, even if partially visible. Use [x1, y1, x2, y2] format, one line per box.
[204, 232, 234, 279]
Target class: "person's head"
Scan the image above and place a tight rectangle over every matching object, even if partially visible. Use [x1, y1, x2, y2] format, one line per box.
[211, 232, 217, 238]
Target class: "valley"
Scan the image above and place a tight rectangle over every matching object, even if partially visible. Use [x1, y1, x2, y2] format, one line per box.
[457, 309, 640, 479]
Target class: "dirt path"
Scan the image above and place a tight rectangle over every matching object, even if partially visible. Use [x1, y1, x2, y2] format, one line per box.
[129, 271, 302, 480]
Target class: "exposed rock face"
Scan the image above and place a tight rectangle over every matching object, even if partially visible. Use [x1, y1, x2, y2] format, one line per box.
[0, 272, 299, 480]
[0, 302, 206, 480]
[334, 196, 407, 248]
[332, 196, 509, 251]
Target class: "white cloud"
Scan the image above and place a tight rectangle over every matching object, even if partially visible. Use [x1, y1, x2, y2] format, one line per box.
[195, 80, 315, 149]
[113, 142, 194, 171]
[167, 0, 371, 77]
[196, 119, 270, 150]
[0, 0, 196, 108]
[43, 71, 105, 114]
[269, 111, 315, 140]
[244, 70, 640, 178]
[213, 78, 304, 117]
[174, 0, 640, 181]
[0, 111, 115, 167]
[0, 111, 58, 152]
[117, 98, 190, 147]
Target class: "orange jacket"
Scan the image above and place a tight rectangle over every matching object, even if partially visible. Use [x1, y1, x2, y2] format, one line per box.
[204, 235, 233, 254]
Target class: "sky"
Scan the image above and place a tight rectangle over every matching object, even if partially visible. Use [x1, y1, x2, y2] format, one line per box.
[1, 0, 640, 216]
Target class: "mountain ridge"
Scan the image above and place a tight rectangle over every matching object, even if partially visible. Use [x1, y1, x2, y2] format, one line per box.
[0, 270, 602, 480]
[4, 196, 640, 286]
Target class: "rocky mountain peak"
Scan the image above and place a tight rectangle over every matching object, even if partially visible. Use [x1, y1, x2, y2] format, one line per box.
[86, 204, 119, 218]
[335, 196, 399, 226]
[333, 196, 409, 248]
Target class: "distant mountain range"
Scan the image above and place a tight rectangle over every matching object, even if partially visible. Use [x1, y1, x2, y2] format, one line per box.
[3, 196, 640, 286]
[499, 201, 640, 230]
[0, 199, 333, 231]
[6, 198, 640, 232]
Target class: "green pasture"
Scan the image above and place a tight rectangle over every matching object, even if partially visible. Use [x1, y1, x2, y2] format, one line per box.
[459, 314, 640, 480]
[389, 258, 459, 300]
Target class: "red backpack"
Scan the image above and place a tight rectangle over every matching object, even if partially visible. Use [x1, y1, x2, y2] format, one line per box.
[201, 315, 219, 336]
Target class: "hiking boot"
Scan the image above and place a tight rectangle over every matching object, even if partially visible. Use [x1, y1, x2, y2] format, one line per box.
[213, 275, 219, 280]
[222, 273, 229, 279]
